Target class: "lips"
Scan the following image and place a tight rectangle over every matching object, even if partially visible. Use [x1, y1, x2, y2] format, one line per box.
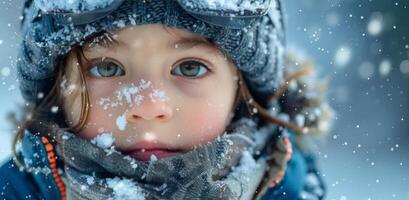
[123, 141, 183, 161]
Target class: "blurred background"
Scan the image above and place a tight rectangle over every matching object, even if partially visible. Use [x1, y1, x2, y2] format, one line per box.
[0, 0, 408, 199]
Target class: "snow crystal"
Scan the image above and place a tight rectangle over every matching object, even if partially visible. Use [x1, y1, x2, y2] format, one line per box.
[295, 114, 305, 127]
[61, 134, 71, 140]
[114, 20, 126, 28]
[37, 92, 44, 99]
[106, 177, 145, 200]
[124, 156, 138, 169]
[80, 185, 88, 191]
[98, 79, 152, 110]
[180, 0, 269, 13]
[91, 133, 115, 149]
[139, 79, 152, 89]
[148, 89, 168, 102]
[379, 59, 392, 77]
[34, 0, 115, 12]
[134, 95, 144, 105]
[86, 176, 95, 185]
[116, 113, 127, 131]
[334, 46, 352, 68]
[51, 106, 59, 113]
[1, 67, 10, 77]
[150, 155, 158, 162]
[24, 157, 33, 166]
[367, 12, 383, 36]
[105, 146, 119, 156]
[399, 60, 409, 74]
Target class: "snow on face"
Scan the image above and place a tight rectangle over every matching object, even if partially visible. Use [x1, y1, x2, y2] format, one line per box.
[98, 79, 150, 110]
[91, 133, 115, 149]
[98, 79, 168, 111]
[98, 79, 169, 131]
[148, 89, 168, 103]
[116, 113, 127, 131]
[66, 25, 238, 158]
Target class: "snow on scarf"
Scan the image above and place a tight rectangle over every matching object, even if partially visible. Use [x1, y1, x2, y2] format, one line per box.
[55, 118, 291, 200]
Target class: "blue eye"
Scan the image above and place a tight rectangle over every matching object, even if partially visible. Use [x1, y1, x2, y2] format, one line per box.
[171, 60, 209, 78]
[88, 61, 125, 78]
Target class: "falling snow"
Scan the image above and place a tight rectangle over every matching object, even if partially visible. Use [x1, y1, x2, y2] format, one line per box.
[51, 106, 59, 113]
[334, 46, 352, 67]
[1, 67, 10, 77]
[0, 1, 408, 200]
[379, 59, 392, 77]
[399, 60, 409, 74]
[367, 12, 384, 36]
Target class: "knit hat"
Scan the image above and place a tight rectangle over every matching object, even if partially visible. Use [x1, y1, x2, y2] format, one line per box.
[18, 0, 285, 105]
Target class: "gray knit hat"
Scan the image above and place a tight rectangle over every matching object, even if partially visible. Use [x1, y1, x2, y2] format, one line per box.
[18, 0, 285, 104]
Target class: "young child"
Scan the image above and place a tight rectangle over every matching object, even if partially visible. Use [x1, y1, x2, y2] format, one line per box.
[0, 0, 333, 199]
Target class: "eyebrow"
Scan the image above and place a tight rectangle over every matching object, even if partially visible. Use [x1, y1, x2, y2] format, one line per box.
[171, 37, 227, 58]
[83, 32, 119, 52]
[84, 33, 218, 54]
[171, 37, 215, 50]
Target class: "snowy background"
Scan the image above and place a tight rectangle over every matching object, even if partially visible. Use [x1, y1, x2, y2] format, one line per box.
[0, 0, 408, 199]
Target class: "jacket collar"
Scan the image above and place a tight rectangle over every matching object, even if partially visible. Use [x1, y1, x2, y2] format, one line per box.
[20, 130, 65, 200]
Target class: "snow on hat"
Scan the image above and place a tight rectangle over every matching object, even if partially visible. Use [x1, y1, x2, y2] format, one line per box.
[18, 0, 285, 104]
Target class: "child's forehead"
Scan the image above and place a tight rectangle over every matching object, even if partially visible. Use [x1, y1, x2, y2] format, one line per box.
[84, 24, 219, 53]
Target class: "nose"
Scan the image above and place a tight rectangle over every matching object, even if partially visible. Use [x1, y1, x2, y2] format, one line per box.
[126, 88, 173, 122]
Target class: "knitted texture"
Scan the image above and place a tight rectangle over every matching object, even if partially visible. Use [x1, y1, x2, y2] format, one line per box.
[57, 118, 287, 200]
[18, 0, 285, 103]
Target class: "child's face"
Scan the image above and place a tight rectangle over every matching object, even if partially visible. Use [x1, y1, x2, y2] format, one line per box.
[63, 24, 239, 160]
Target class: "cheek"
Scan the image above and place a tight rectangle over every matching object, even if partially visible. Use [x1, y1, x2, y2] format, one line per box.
[77, 107, 112, 140]
[66, 84, 121, 140]
[183, 105, 230, 145]
[76, 91, 125, 140]
[63, 89, 82, 128]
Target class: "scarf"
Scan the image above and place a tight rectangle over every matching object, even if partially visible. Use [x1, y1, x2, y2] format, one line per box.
[56, 118, 291, 200]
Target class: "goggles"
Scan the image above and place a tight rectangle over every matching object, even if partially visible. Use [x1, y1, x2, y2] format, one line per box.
[32, 0, 273, 29]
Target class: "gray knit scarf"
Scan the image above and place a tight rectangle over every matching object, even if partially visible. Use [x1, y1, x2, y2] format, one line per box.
[56, 118, 289, 200]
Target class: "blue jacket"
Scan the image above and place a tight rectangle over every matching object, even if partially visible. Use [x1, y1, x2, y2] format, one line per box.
[0, 131, 325, 200]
